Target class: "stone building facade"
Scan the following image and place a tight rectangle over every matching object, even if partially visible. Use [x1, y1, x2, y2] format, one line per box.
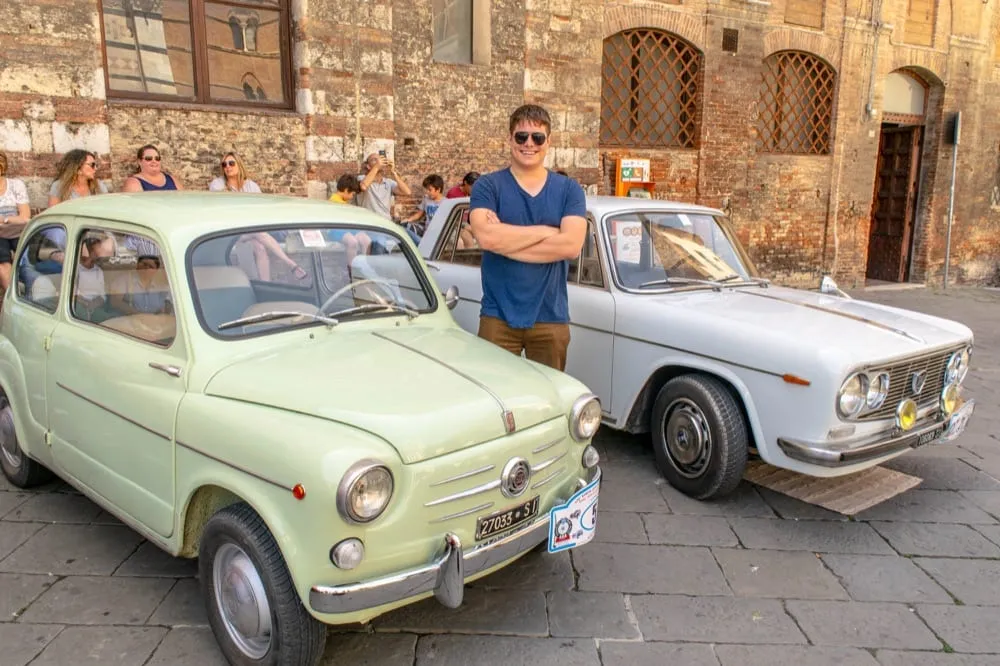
[1, 0, 999, 288]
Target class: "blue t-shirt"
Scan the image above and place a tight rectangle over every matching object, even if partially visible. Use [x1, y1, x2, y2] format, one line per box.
[469, 168, 586, 329]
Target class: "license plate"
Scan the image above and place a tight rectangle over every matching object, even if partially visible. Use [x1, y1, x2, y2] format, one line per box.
[916, 425, 945, 447]
[548, 474, 601, 554]
[942, 399, 975, 443]
[475, 496, 539, 541]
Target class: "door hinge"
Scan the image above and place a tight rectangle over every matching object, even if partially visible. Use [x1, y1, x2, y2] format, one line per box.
[42, 336, 52, 351]
[44, 430, 51, 446]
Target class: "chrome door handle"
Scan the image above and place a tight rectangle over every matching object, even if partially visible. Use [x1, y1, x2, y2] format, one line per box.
[149, 362, 182, 377]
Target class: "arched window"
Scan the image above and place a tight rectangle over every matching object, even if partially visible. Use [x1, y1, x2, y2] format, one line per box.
[228, 16, 244, 50]
[757, 50, 836, 155]
[600, 29, 703, 149]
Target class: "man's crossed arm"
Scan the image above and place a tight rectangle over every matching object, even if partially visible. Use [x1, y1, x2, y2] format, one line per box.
[469, 208, 586, 264]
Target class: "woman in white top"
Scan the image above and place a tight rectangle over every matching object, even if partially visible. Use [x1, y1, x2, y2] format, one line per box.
[48, 149, 108, 207]
[209, 152, 306, 281]
[0, 151, 32, 292]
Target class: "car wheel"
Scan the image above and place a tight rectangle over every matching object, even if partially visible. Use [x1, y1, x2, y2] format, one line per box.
[200, 503, 326, 666]
[0, 396, 54, 488]
[651, 374, 748, 500]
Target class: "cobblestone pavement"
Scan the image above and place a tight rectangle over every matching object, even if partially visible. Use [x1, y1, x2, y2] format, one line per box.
[1, 287, 999, 665]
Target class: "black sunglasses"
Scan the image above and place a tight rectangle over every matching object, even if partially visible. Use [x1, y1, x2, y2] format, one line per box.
[222, 160, 237, 167]
[142, 155, 161, 161]
[84, 161, 97, 168]
[513, 131, 547, 146]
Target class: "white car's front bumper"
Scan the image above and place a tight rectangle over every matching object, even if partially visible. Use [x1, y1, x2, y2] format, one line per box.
[777, 399, 975, 468]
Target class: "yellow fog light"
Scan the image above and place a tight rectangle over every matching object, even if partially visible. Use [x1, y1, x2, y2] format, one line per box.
[941, 383, 959, 417]
[896, 399, 918, 431]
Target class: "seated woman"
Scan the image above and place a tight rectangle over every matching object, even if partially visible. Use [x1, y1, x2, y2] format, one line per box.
[110, 255, 172, 316]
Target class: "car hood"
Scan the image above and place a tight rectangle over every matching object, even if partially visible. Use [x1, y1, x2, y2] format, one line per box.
[628, 285, 972, 367]
[203, 326, 566, 464]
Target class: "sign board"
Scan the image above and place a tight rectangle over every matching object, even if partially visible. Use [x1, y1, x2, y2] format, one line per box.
[612, 220, 643, 263]
[619, 158, 651, 182]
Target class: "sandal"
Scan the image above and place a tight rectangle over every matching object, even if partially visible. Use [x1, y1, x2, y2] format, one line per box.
[291, 264, 307, 280]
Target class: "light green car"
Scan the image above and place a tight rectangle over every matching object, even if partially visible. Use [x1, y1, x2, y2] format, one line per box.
[0, 192, 602, 666]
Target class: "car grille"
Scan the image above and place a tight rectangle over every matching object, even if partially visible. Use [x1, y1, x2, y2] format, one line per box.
[420, 419, 573, 526]
[859, 346, 962, 420]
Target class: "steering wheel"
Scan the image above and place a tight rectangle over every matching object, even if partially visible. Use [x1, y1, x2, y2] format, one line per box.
[320, 277, 399, 314]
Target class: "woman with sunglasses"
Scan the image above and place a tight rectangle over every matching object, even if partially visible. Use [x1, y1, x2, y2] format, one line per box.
[48, 149, 107, 206]
[208, 151, 307, 281]
[122, 144, 184, 192]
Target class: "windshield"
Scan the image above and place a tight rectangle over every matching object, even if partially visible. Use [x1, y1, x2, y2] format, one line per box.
[603, 211, 757, 290]
[189, 226, 436, 338]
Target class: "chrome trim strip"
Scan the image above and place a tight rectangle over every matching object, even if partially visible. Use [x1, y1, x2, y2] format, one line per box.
[55, 382, 170, 441]
[423, 479, 501, 507]
[428, 502, 494, 524]
[531, 450, 567, 473]
[430, 465, 496, 487]
[372, 332, 509, 413]
[532, 437, 562, 455]
[175, 440, 293, 492]
[310, 466, 602, 615]
[531, 465, 566, 490]
[742, 291, 924, 343]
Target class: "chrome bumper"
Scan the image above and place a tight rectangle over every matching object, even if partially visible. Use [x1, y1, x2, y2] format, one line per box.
[309, 465, 601, 615]
[777, 407, 968, 468]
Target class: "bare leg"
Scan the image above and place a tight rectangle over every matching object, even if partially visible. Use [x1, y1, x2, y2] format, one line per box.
[253, 233, 305, 279]
[0, 263, 12, 291]
[251, 239, 271, 281]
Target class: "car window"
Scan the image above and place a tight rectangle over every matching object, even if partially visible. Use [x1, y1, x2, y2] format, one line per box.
[434, 204, 482, 267]
[227, 230, 315, 289]
[70, 228, 177, 347]
[190, 225, 437, 338]
[16, 224, 69, 313]
[604, 212, 754, 289]
[568, 218, 604, 288]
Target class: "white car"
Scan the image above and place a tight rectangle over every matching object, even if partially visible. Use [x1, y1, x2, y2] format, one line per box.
[417, 196, 976, 500]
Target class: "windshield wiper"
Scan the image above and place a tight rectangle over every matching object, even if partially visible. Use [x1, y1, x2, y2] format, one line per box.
[326, 302, 420, 320]
[217, 310, 340, 331]
[639, 277, 724, 291]
[718, 274, 770, 288]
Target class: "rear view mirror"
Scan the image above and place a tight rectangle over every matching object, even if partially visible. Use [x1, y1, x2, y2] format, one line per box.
[445, 285, 460, 310]
[819, 275, 850, 299]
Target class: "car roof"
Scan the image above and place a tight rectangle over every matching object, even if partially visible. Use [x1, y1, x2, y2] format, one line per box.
[441, 194, 724, 217]
[33, 191, 396, 244]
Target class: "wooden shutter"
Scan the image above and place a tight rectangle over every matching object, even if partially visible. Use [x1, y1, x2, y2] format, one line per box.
[785, 0, 824, 29]
[904, 0, 936, 47]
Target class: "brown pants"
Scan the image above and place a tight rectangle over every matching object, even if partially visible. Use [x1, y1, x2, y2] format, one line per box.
[478, 316, 571, 371]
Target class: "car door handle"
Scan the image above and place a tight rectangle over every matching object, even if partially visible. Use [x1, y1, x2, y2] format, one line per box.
[149, 362, 182, 378]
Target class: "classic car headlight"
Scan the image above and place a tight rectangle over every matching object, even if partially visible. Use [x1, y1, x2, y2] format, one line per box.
[337, 460, 394, 524]
[570, 394, 602, 442]
[866, 372, 890, 410]
[897, 398, 918, 430]
[944, 348, 971, 385]
[330, 538, 365, 570]
[837, 373, 869, 418]
[941, 383, 959, 417]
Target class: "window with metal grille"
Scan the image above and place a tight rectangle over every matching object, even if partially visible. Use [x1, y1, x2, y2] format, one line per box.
[600, 29, 703, 149]
[757, 50, 836, 155]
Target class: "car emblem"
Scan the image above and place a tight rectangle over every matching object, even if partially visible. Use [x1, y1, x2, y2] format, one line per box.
[502, 410, 516, 434]
[501, 457, 531, 498]
[911, 371, 926, 395]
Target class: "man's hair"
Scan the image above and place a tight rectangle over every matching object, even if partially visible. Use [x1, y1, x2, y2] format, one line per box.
[508, 104, 551, 134]
[336, 173, 360, 193]
[423, 174, 445, 191]
[462, 171, 480, 186]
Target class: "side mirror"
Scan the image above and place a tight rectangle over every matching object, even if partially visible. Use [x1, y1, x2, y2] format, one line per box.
[444, 285, 460, 310]
[819, 275, 851, 299]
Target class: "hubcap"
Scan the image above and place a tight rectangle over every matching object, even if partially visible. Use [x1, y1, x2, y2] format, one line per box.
[213, 542, 272, 659]
[663, 398, 712, 479]
[0, 405, 22, 471]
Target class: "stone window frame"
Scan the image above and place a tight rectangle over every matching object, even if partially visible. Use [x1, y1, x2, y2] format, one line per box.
[599, 28, 705, 149]
[431, 0, 492, 66]
[756, 50, 837, 156]
[97, 0, 294, 111]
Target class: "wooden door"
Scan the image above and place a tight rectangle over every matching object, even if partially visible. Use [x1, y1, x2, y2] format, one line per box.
[866, 126, 923, 282]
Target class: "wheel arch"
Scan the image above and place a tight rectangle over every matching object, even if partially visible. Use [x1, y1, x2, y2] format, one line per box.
[177, 481, 293, 559]
[622, 362, 762, 450]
